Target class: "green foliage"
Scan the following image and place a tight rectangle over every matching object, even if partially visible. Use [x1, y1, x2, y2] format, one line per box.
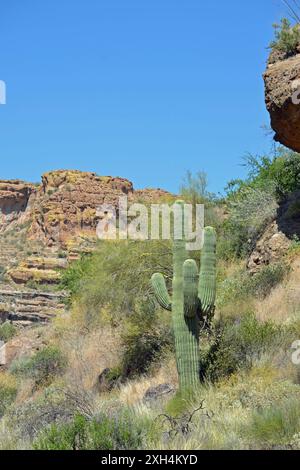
[0, 373, 17, 417]
[221, 148, 300, 259]
[246, 398, 300, 448]
[33, 412, 146, 450]
[270, 18, 300, 56]
[245, 263, 290, 298]
[219, 263, 289, 310]
[59, 254, 92, 299]
[200, 313, 284, 382]
[165, 387, 198, 417]
[0, 322, 17, 342]
[121, 301, 173, 378]
[10, 346, 67, 387]
[60, 240, 172, 325]
[226, 149, 300, 202]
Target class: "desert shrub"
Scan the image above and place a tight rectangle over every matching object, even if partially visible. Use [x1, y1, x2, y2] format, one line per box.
[8, 386, 95, 441]
[245, 263, 289, 298]
[220, 185, 277, 260]
[0, 321, 17, 342]
[245, 398, 300, 449]
[200, 313, 283, 382]
[33, 411, 146, 450]
[221, 149, 300, 259]
[121, 301, 173, 378]
[60, 239, 172, 325]
[227, 149, 300, 203]
[10, 345, 67, 387]
[270, 18, 300, 56]
[0, 373, 17, 417]
[180, 170, 216, 205]
[218, 262, 289, 309]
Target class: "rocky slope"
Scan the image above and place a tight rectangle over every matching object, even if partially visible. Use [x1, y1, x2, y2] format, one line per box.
[264, 48, 300, 152]
[0, 170, 173, 327]
[248, 190, 300, 273]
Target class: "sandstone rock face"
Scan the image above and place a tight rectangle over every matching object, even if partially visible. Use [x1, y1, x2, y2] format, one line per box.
[0, 169, 174, 327]
[7, 257, 67, 285]
[264, 51, 300, 152]
[0, 170, 174, 251]
[0, 180, 36, 230]
[28, 170, 134, 247]
[0, 289, 66, 326]
[0, 327, 49, 370]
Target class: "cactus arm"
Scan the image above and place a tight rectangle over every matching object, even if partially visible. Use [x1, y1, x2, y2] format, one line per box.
[198, 226, 217, 317]
[183, 259, 200, 318]
[151, 273, 172, 311]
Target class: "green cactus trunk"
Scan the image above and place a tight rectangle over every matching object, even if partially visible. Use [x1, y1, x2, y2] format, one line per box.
[151, 201, 217, 392]
[172, 239, 199, 390]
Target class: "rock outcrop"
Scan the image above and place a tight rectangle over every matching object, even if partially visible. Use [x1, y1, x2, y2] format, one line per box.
[0, 180, 36, 231]
[0, 169, 174, 326]
[264, 49, 300, 152]
[247, 222, 291, 274]
[28, 170, 134, 247]
[248, 191, 300, 273]
[8, 257, 67, 285]
[0, 288, 67, 327]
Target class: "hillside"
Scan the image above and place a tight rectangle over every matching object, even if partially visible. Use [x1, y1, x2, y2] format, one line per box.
[1, 158, 300, 450]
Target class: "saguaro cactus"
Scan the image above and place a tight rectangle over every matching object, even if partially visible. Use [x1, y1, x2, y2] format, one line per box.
[151, 202, 216, 390]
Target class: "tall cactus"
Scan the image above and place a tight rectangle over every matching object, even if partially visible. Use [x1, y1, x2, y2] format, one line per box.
[151, 202, 217, 390]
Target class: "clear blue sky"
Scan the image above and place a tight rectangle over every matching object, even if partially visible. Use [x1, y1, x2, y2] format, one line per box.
[0, 0, 289, 194]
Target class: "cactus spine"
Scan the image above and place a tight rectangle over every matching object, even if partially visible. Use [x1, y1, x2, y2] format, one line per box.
[151, 202, 216, 390]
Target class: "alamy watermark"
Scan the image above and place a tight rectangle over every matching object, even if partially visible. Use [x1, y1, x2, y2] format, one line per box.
[96, 197, 205, 250]
[0, 340, 6, 365]
[0, 80, 6, 105]
[291, 340, 300, 365]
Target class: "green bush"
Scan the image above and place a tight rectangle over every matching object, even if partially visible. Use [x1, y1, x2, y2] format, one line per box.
[218, 263, 289, 308]
[0, 322, 17, 342]
[245, 263, 289, 299]
[270, 18, 300, 56]
[221, 149, 300, 259]
[60, 240, 172, 325]
[245, 398, 300, 449]
[33, 411, 146, 450]
[121, 301, 173, 378]
[200, 313, 283, 382]
[10, 346, 67, 387]
[220, 184, 277, 260]
[0, 373, 17, 417]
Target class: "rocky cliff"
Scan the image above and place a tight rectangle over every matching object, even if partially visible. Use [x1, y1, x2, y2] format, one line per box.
[0, 170, 174, 326]
[264, 48, 300, 152]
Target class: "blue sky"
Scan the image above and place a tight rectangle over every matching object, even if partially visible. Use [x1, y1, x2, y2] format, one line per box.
[0, 0, 289, 194]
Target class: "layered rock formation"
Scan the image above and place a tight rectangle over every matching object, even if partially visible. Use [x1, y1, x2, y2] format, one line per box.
[0, 289, 66, 327]
[0, 169, 174, 326]
[264, 48, 300, 152]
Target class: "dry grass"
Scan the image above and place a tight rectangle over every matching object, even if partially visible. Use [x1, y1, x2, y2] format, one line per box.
[140, 363, 300, 450]
[255, 258, 300, 323]
[119, 356, 178, 406]
[61, 326, 122, 392]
